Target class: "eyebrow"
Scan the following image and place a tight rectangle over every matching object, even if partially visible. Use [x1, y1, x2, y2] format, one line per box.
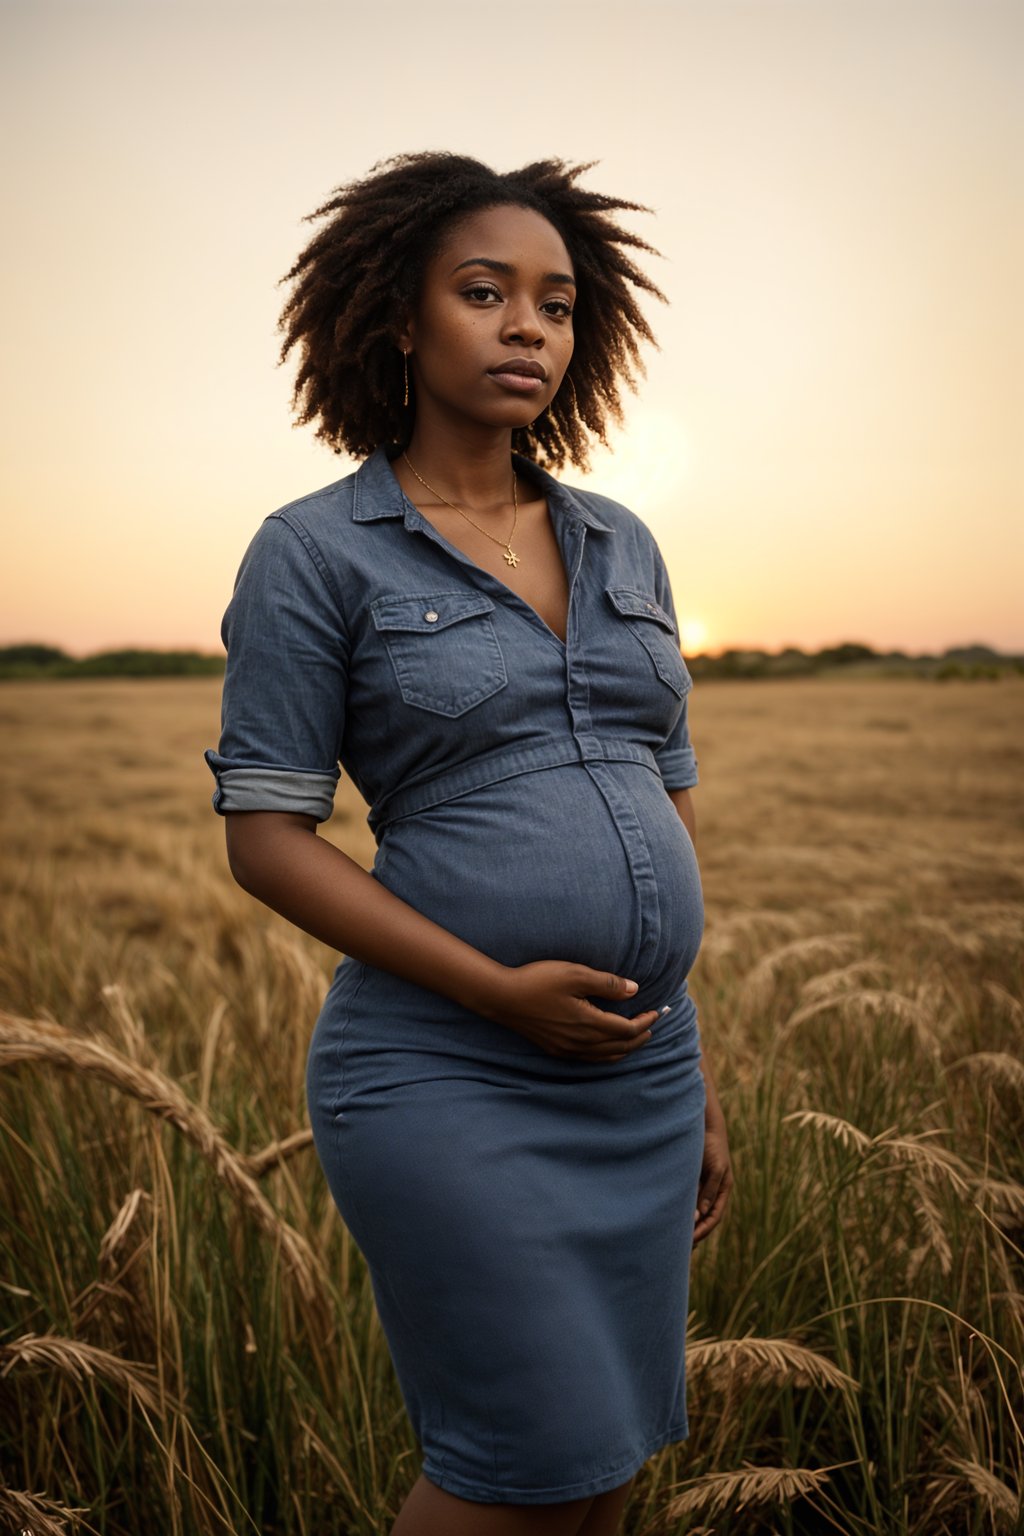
[451, 257, 576, 287]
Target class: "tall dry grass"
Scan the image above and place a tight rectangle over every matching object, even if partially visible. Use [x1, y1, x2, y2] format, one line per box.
[1, 676, 1022, 1534]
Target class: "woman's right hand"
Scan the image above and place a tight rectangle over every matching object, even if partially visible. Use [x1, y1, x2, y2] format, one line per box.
[478, 961, 663, 1061]
[220, 819, 664, 1061]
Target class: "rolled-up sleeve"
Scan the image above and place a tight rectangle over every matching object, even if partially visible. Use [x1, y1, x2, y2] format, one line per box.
[650, 546, 699, 791]
[204, 512, 350, 822]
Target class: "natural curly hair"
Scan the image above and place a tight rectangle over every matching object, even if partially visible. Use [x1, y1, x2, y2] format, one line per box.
[275, 150, 667, 473]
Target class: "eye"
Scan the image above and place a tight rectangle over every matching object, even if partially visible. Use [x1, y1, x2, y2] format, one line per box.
[543, 299, 573, 318]
[465, 283, 502, 302]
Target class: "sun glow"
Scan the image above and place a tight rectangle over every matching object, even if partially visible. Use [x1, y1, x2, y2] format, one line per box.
[680, 618, 709, 655]
[577, 407, 693, 517]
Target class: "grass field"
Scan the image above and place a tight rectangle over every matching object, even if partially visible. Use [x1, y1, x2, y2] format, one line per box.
[1, 676, 1022, 1535]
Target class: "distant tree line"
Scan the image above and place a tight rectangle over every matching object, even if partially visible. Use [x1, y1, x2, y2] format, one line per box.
[0, 644, 225, 679]
[0, 640, 1020, 682]
[686, 641, 1022, 681]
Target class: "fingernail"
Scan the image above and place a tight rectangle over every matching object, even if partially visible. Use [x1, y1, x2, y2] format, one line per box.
[660, 1006, 672, 1016]
[624, 980, 639, 995]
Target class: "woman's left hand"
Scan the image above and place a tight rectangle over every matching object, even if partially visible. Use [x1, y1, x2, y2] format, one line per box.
[693, 1114, 733, 1244]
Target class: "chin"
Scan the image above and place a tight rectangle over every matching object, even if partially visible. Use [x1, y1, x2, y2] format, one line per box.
[470, 404, 539, 429]
[488, 399, 552, 430]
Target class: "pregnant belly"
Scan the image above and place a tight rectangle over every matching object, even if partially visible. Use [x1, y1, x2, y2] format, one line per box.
[372, 762, 704, 1013]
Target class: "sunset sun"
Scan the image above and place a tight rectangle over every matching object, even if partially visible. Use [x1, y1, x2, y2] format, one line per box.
[680, 617, 709, 655]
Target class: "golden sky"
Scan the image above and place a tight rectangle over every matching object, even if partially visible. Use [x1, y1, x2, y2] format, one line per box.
[1, 0, 1021, 656]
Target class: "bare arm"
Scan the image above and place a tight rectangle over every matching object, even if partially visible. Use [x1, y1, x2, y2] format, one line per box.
[226, 810, 506, 1014]
[223, 811, 661, 1061]
[667, 785, 697, 849]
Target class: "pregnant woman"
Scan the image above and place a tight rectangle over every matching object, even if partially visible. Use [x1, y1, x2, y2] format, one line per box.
[205, 150, 733, 1536]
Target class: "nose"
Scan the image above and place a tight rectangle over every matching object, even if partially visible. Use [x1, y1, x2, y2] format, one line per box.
[501, 298, 544, 348]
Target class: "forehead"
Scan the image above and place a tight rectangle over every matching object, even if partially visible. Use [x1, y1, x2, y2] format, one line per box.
[432, 204, 573, 276]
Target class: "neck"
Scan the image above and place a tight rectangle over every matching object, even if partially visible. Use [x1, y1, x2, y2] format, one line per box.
[399, 415, 520, 511]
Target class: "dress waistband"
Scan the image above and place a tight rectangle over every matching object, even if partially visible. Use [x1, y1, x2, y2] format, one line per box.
[368, 740, 662, 835]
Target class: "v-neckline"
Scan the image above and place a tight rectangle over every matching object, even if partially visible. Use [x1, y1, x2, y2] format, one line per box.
[393, 475, 576, 652]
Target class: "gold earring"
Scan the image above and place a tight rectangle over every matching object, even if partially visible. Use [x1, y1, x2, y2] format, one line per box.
[561, 372, 578, 408]
[403, 350, 410, 408]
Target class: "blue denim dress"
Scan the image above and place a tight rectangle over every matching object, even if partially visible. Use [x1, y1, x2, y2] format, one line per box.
[205, 444, 707, 1505]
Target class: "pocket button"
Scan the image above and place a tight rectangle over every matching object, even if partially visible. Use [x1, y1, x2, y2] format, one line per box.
[424, 610, 439, 623]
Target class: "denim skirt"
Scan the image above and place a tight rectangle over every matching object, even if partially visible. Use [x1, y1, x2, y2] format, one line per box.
[306, 758, 707, 1505]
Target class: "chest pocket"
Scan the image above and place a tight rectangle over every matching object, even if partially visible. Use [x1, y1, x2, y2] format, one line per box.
[605, 588, 692, 699]
[371, 591, 508, 717]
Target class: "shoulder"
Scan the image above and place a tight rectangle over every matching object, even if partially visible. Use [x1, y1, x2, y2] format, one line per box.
[555, 478, 664, 555]
[228, 470, 359, 615]
[234, 468, 360, 595]
[266, 466, 359, 542]
[552, 474, 651, 531]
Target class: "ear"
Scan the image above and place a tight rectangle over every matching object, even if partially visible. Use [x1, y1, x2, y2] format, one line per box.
[394, 308, 416, 354]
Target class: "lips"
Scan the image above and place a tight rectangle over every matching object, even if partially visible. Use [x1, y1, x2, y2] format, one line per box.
[487, 358, 547, 380]
[487, 358, 547, 396]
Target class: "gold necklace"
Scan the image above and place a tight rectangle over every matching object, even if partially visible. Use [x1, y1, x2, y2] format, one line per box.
[402, 452, 521, 568]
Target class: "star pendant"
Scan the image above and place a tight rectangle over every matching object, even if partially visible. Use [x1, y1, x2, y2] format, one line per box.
[504, 547, 520, 568]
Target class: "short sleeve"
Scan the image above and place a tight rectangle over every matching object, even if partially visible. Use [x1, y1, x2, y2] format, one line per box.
[204, 513, 350, 822]
[651, 545, 699, 791]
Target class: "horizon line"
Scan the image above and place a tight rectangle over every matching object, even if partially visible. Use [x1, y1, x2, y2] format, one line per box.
[2, 638, 1022, 662]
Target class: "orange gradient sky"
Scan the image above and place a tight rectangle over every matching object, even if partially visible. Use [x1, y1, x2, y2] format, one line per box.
[1, 0, 1021, 656]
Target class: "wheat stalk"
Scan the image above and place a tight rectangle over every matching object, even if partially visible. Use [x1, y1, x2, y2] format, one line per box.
[780, 988, 941, 1054]
[875, 1132, 974, 1196]
[739, 933, 859, 1012]
[781, 1110, 873, 1154]
[976, 1178, 1024, 1219]
[664, 1462, 832, 1519]
[98, 1187, 151, 1268]
[983, 980, 1024, 1030]
[947, 1051, 1024, 1092]
[198, 995, 230, 1111]
[915, 908, 1023, 957]
[792, 1118, 982, 1234]
[685, 1335, 858, 1393]
[908, 1169, 953, 1276]
[0, 1332, 162, 1414]
[798, 959, 889, 1003]
[100, 981, 147, 1061]
[706, 908, 808, 948]
[241, 1127, 316, 1178]
[784, 1114, 978, 1205]
[0, 1011, 325, 1304]
[0, 1486, 92, 1536]
[945, 1455, 1020, 1524]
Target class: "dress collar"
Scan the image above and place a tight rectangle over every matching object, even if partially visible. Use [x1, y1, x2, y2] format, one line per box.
[351, 444, 615, 533]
